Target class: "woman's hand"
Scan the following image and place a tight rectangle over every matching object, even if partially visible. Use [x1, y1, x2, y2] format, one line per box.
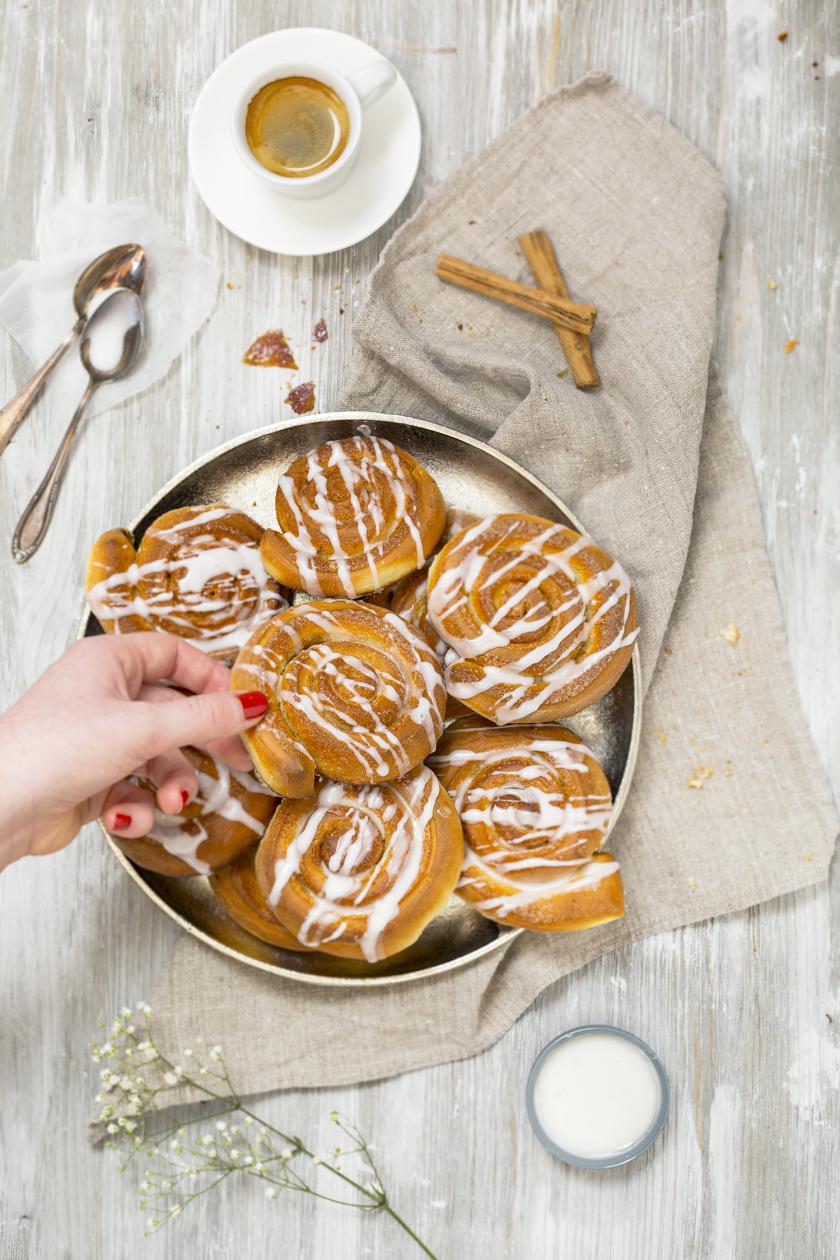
[0, 633, 268, 872]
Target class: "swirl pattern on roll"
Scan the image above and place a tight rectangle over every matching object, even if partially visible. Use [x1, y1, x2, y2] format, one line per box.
[231, 600, 447, 797]
[110, 748, 278, 877]
[386, 509, 481, 658]
[254, 766, 463, 960]
[426, 514, 639, 722]
[86, 505, 289, 660]
[430, 717, 623, 932]
[210, 848, 310, 950]
[259, 436, 446, 597]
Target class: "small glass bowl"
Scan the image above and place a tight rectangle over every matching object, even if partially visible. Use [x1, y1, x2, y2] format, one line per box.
[525, 1024, 670, 1170]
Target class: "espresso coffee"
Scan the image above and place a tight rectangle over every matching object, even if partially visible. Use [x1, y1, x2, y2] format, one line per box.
[245, 76, 350, 178]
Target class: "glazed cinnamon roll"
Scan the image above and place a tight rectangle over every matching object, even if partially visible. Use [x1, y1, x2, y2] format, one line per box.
[426, 514, 639, 722]
[387, 509, 481, 657]
[231, 599, 446, 797]
[259, 436, 446, 597]
[108, 748, 278, 877]
[86, 505, 289, 660]
[254, 766, 463, 960]
[210, 847, 309, 950]
[430, 718, 623, 932]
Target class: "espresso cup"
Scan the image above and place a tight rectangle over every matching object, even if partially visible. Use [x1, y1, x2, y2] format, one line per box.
[231, 57, 396, 199]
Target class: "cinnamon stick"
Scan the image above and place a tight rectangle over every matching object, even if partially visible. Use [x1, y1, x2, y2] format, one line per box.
[435, 254, 597, 336]
[519, 231, 600, 390]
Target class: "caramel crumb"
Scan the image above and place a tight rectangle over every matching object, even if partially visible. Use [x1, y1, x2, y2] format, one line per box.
[663, 646, 673, 656]
[785, 338, 800, 353]
[687, 766, 713, 789]
[243, 330, 297, 369]
[313, 319, 328, 343]
[556, 368, 570, 378]
[687, 878, 697, 892]
[333, 282, 342, 291]
[720, 624, 740, 645]
[777, 28, 789, 41]
[723, 760, 733, 778]
[655, 728, 669, 746]
[456, 322, 464, 331]
[802, 853, 814, 862]
[285, 381, 316, 415]
[767, 278, 778, 290]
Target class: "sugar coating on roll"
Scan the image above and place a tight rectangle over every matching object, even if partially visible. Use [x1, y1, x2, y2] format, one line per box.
[429, 717, 623, 932]
[259, 436, 446, 597]
[254, 766, 463, 961]
[86, 505, 289, 660]
[108, 748, 278, 878]
[231, 599, 447, 797]
[426, 513, 639, 723]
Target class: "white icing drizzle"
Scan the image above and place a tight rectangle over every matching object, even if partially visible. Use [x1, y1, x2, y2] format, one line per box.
[429, 726, 615, 918]
[267, 769, 441, 961]
[236, 601, 445, 781]
[141, 757, 275, 875]
[273, 437, 431, 594]
[426, 516, 639, 721]
[88, 508, 287, 654]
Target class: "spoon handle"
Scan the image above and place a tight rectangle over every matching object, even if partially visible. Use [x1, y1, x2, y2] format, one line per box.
[0, 318, 84, 458]
[12, 377, 98, 564]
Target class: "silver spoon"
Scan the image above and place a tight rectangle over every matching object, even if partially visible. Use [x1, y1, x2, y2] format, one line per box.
[0, 242, 146, 458]
[12, 288, 144, 564]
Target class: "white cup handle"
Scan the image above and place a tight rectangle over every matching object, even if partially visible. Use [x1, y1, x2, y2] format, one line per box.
[347, 58, 397, 109]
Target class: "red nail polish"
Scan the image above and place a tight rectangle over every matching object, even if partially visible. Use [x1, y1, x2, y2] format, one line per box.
[238, 690, 269, 720]
[112, 813, 131, 831]
[180, 790, 190, 806]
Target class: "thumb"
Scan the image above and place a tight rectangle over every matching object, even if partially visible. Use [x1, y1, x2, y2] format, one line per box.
[131, 689, 268, 764]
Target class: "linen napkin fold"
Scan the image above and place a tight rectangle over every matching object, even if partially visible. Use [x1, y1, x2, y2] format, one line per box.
[0, 198, 219, 422]
[113, 73, 838, 1119]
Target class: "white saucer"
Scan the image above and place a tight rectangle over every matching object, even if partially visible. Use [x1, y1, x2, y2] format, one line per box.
[189, 28, 422, 256]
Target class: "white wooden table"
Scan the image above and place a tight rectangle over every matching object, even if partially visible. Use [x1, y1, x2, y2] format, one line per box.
[1, 2, 838, 1257]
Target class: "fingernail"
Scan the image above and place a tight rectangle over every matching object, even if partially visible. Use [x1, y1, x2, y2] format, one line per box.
[180, 790, 190, 806]
[112, 813, 131, 831]
[237, 690, 269, 720]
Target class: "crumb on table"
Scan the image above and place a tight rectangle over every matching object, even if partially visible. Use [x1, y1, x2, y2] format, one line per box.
[687, 766, 714, 789]
[285, 381, 316, 415]
[720, 624, 741, 645]
[242, 330, 298, 369]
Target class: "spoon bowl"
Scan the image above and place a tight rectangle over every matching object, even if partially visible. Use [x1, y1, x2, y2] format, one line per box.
[12, 287, 145, 564]
[0, 242, 146, 459]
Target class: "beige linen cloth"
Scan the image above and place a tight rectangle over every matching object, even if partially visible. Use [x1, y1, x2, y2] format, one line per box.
[128, 73, 838, 1112]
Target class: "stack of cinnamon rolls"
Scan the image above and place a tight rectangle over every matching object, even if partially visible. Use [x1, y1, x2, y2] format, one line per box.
[86, 435, 638, 964]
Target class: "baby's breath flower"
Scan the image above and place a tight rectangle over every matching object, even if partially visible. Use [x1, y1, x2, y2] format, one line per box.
[120, 1006, 132, 1019]
[215, 1121, 227, 1132]
[265, 1187, 277, 1200]
[183, 1048, 193, 1058]
[280, 1148, 293, 1160]
[209, 1045, 223, 1061]
[107, 1123, 118, 1135]
[163, 1072, 178, 1087]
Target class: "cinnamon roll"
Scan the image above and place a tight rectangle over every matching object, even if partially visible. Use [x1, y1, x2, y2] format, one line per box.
[259, 436, 446, 597]
[387, 509, 481, 657]
[230, 599, 446, 797]
[86, 505, 289, 661]
[426, 514, 638, 722]
[430, 717, 623, 932]
[254, 766, 463, 960]
[210, 847, 309, 950]
[108, 748, 278, 877]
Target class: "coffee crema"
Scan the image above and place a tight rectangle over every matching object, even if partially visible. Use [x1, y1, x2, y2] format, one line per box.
[244, 76, 350, 178]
